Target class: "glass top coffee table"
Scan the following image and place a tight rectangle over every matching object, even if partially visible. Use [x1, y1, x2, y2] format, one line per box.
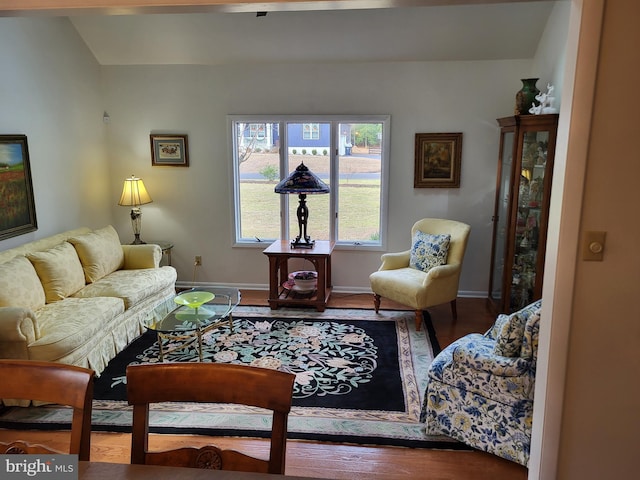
[148, 287, 241, 361]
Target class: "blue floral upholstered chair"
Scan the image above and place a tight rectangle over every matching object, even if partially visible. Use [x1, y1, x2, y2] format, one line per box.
[420, 300, 541, 466]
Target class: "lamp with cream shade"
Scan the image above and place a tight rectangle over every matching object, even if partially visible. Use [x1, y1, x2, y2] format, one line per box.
[118, 175, 152, 244]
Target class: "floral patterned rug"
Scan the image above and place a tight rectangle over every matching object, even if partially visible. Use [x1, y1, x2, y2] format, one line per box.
[0, 307, 463, 449]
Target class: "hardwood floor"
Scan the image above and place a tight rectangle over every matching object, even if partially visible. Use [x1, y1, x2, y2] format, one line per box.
[0, 292, 527, 479]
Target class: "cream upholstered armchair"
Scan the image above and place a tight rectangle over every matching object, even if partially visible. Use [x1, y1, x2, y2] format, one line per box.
[369, 218, 470, 330]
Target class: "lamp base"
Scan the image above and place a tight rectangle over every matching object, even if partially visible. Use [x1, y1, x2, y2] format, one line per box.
[130, 234, 146, 245]
[129, 209, 146, 245]
[291, 238, 315, 249]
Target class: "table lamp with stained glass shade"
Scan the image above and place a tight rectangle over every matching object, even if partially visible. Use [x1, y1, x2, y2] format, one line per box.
[118, 175, 152, 244]
[275, 162, 330, 249]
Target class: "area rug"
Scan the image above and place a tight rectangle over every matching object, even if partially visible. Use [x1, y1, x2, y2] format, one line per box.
[0, 307, 463, 449]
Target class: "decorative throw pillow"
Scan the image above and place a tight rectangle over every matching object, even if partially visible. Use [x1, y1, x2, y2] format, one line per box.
[409, 231, 451, 273]
[69, 225, 124, 283]
[27, 242, 86, 302]
[0, 255, 46, 311]
[493, 312, 527, 357]
[486, 313, 510, 340]
[521, 311, 541, 360]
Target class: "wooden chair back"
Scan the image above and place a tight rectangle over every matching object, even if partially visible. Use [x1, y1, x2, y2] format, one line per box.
[0, 359, 95, 460]
[126, 363, 295, 474]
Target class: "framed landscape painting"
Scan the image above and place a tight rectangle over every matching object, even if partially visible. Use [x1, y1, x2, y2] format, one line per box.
[414, 132, 463, 188]
[0, 135, 37, 240]
[150, 134, 189, 166]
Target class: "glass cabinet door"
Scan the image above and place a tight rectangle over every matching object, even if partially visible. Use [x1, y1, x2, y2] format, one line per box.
[489, 130, 514, 304]
[509, 129, 551, 311]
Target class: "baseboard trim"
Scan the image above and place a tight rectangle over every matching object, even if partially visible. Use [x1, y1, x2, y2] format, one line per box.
[175, 281, 486, 298]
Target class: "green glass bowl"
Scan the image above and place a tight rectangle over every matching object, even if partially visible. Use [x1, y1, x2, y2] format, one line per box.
[174, 291, 215, 309]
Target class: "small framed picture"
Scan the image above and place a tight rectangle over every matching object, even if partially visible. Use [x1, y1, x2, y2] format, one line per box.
[150, 134, 189, 167]
[414, 132, 463, 188]
[0, 135, 37, 240]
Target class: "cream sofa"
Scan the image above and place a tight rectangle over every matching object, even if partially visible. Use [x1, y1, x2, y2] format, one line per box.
[0, 225, 177, 376]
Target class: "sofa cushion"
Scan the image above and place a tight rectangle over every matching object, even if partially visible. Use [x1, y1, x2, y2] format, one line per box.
[409, 231, 450, 273]
[0, 256, 46, 311]
[69, 225, 124, 283]
[29, 296, 126, 361]
[72, 267, 177, 309]
[27, 242, 86, 303]
[0, 227, 91, 265]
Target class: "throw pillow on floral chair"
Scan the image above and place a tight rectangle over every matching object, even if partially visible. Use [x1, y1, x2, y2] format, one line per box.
[420, 300, 541, 466]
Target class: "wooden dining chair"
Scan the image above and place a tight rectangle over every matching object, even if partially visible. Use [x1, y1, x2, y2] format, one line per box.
[0, 359, 95, 461]
[126, 363, 295, 474]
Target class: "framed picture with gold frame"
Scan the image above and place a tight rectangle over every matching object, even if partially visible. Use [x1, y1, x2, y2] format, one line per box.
[150, 134, 189, 166]
[414, 132, 462, 188]
[0, 135, 37, 240]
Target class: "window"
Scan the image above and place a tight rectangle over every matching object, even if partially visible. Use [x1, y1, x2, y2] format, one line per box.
[302, 123, 320, 140]
[230, 115, 389, 248]
[250, 123, 266, 140]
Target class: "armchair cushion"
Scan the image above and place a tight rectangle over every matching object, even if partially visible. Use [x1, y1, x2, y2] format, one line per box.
[69, 225, 124, 283]
[27, 242, 86, 303]
[0, 256, 46, 311]
[409, 231, 450, 273]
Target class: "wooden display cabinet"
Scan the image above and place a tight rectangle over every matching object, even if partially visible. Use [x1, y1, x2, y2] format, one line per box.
[488, 114, 559, 314]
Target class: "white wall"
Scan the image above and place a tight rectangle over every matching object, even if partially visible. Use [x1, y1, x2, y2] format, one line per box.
[532, 1, 571, 110]
[102, 59, 531, 293]
[0, 17, 111, 250]
[0, 10, 568, 296]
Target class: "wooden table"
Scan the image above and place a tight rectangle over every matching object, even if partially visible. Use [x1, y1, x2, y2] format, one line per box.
[79, 462, 327, 479]
[262, 240, 334, 312]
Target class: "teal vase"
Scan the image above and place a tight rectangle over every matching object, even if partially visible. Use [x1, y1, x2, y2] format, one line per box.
[515, 78, 540, 115]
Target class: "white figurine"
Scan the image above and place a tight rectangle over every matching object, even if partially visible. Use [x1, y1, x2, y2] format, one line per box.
[531, 83, 558, 114]
[529, 103, 543, 115]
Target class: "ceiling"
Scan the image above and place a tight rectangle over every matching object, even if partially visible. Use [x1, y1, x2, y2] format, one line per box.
[68, 1, 557, 66]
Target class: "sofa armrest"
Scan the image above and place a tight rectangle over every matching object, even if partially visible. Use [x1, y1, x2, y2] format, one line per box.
[0, 307, 39, 358]
[121, 244, 162, 269]
[379, 250, 411, 270]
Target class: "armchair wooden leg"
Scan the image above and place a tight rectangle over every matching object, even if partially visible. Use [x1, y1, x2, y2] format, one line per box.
[450, 299, 458, 321]
[415, 310, 423, 331]
[373, 294, 381, 313]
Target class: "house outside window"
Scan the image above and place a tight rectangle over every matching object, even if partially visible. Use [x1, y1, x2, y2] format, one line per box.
[230, 115, 389, 249]
[302, 123, 320, 140]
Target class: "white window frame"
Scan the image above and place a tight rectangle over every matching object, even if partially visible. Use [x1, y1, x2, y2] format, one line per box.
[303, 122, 320, 140]
[229, 114, 390, 251]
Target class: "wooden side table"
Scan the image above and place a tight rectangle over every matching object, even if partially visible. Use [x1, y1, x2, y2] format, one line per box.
[263, 240, 334, 312]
